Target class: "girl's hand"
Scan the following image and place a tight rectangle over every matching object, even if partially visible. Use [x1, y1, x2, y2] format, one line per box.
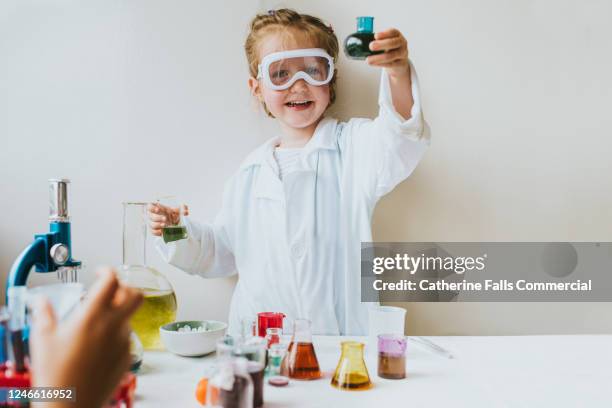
[147, 203, 189, 236]
[367, 28, 410, 79]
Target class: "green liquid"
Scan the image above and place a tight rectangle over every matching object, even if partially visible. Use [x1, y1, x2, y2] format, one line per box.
[266, 355, 283, 377]
[344, 32, 384, 60]
[131, 289, 177, 350]
[162, 225, 187, 243]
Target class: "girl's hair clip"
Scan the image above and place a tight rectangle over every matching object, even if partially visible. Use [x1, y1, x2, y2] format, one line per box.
[327, 24, 334, 33]
[267, 9, 276, 16]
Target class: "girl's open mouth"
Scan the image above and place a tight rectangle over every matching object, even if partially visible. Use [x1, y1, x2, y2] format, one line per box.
[285, 100, 313, 110]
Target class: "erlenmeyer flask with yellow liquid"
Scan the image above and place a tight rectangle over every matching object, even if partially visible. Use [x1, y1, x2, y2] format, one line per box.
[331, 341, 372, 391]
[119, 202, 177, 350]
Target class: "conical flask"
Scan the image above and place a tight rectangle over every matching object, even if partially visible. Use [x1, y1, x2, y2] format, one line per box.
[118, 202, 177, 350]
[281, 318, 321, 380]
[331, 341, 372, 390]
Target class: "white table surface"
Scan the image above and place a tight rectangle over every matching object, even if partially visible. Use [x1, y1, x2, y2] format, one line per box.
[136, 335, 612, 408]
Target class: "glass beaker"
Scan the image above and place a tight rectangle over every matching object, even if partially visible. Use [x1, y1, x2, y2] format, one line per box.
[26, 283, 84, 321]
[233, 337, 266, 408]
[368, 305, 406, 354]
[119, 202, 177, 350]
[331, 341, 372, 391]
[257, 312, 284, 338]
[157, 196, 188, 243]
[281, 318, 321, 380]
[217, 335, 266, 407]
[208, 358, 254, 408]
[377, 334, 406, 379]
[241, 317, 257, 340]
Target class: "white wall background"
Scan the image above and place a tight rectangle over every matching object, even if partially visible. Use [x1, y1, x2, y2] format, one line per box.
[1, 0, 610, 335]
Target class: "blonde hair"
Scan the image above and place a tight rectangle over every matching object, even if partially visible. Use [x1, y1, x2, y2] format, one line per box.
[245, 9, 339, 117]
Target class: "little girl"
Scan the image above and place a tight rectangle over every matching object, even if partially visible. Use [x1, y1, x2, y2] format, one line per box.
[148, 9, 430, 335]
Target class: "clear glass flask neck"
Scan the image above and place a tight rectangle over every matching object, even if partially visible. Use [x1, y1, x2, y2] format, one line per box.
[122, 202, 147, 267]
[341, 341, 364, 355]
[292, 318, 313, 343]
[356, 16, 374, 33]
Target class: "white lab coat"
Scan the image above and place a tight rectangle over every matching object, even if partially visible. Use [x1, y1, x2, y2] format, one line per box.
[156, 62, 431, 335]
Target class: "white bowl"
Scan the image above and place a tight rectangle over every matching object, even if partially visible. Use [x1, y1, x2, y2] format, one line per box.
[160, 320, 227, 357]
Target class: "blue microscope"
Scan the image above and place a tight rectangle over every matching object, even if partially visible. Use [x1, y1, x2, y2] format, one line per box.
[2, 179, 81, 365]
[7, 179, 81, 291]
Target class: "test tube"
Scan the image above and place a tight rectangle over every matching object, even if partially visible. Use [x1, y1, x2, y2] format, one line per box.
[265, 328, 281, 348]
[0, 307, 10, 366]
[241, 317, 257, 340]
[216, 335, 235, 360]
[7, 286, 27, 373]
[265, 343, 287, 377]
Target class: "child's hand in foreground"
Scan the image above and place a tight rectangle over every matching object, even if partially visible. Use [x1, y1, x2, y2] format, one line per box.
[29, 268, 143, 408]
[147, 203, 189, 236]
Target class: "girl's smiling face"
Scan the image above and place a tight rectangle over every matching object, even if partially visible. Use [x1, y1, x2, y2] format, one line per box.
[248, 29, 331, 130]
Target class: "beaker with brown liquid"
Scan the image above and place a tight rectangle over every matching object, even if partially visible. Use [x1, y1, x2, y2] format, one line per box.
[377, 334, 407, 379]
[281, 318, 321, 380]
[208, 358, 253, 408]
[233, 337, 267, 408]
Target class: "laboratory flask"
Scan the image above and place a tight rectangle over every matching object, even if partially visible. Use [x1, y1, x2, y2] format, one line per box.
[331, 341, 372, 390]
[119, 202, 177, 350]
[281, 318, 321, 380]
[157, 196, 188, 243]
[344, 17, 384, 60]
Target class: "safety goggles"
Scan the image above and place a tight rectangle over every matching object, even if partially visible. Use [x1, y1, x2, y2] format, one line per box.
[257, 48, 335, 91]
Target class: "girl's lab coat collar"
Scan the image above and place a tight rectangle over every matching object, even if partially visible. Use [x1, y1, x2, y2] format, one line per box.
[239, 116, 338, 173]
[238, 117, 339, 202]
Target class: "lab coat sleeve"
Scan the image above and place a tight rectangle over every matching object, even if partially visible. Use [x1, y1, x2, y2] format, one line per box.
[155, 187, 237, 279]
[344, 60, 431, 201]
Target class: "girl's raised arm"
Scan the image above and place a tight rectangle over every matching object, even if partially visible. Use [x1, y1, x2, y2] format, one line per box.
[367, 28, 414, 120]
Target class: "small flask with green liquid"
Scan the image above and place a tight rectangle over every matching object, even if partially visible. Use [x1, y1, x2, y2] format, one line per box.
[162, 224, 187, 243]
[344, 16, 384, 60]
[159, 196, 188, 243]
